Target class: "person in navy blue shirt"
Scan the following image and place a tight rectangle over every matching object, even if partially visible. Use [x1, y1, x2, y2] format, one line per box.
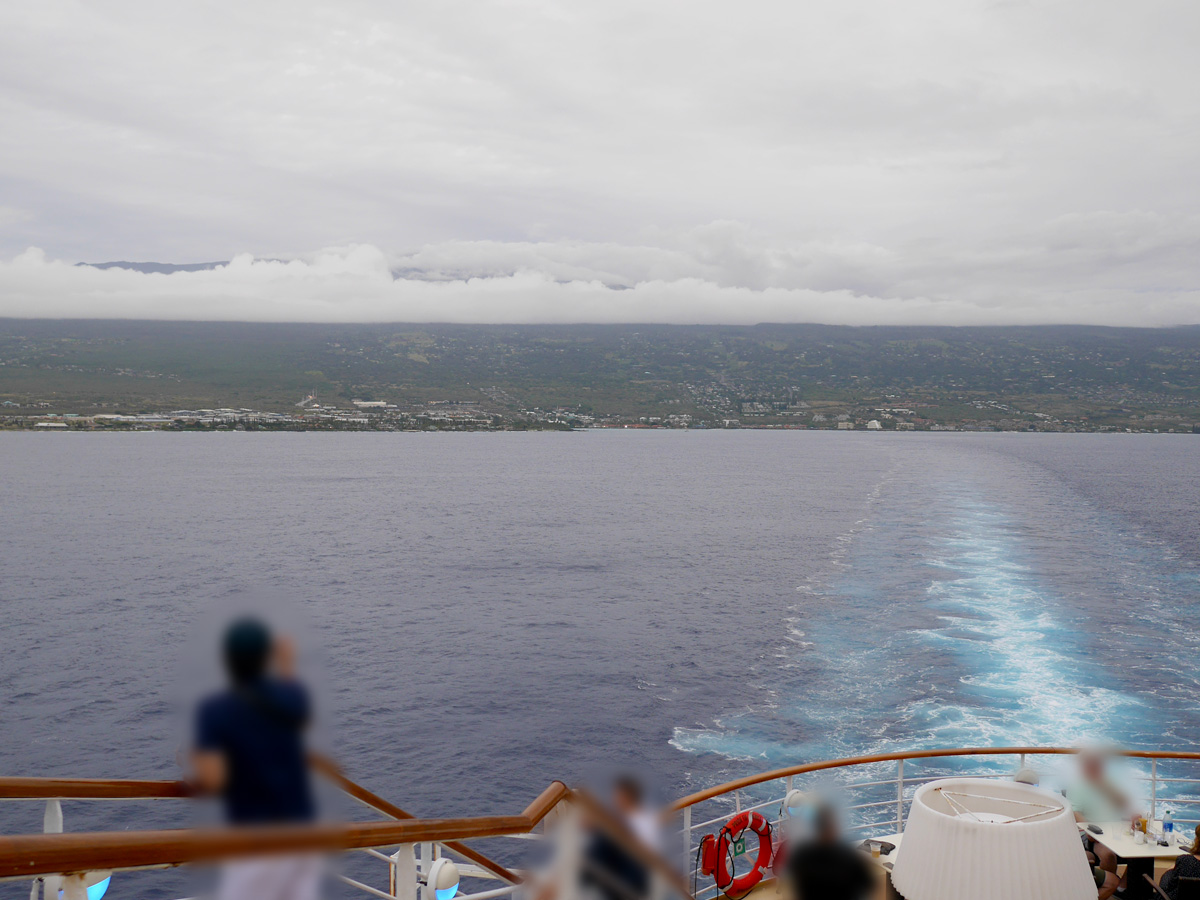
[192, 617, 315, 824]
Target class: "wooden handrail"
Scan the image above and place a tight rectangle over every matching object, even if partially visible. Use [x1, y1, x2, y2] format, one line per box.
[309, 756, 523, 884]
[0, 779, 575, 882]
[0, 779, 698, 900]
[0, 777, 191, 800]
[522, 781, 572, 825]
[0, 765, 564, 884]
[668, 746, 1200, 811]
[0, 770, 571, 817]
[0, 816, 532, 880]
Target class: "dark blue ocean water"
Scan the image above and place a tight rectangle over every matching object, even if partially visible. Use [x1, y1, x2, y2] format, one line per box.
[2, 432, 1199, 895]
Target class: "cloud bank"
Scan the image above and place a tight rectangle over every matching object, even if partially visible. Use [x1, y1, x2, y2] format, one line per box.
[4, 213, 1199, 325]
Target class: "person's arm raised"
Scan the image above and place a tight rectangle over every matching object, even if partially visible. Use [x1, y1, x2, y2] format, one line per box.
[272, 635, 298, 681]
[189, 749, 227, 795]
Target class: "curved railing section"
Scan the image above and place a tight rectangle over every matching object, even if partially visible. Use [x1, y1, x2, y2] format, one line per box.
[668, 747, 1200, 900]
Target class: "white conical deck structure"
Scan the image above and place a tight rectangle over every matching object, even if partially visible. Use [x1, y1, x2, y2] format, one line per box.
[890, 777, 1096, 900]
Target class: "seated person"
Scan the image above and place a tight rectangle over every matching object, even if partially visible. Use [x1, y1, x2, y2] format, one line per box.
[785, 804, 874, 900]
[1015, 764, 1115, 898]
[1160, 826, 1200, 900]
[1067, 752, 1127, 900]
[1090, 860, 1120, 900]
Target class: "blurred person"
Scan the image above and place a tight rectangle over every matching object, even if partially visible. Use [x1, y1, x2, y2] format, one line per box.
[1011, 764, 1117, 898]
[1013, 765, 1116, 898]
[1067, 752, 1127, 899]
[190, 617, 321, 900]
[775, 791, 818, 872]
[1159, 825, 1200, 900]
[1068, 752, 1127, 825]
[580, 777, 656, 900]
[784, 803, 874, 900]
[613, 775, 662, 853]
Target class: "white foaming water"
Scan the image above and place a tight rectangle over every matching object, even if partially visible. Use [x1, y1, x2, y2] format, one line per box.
[893, 501, 1141, 749]
[673, 448, 1199, 771]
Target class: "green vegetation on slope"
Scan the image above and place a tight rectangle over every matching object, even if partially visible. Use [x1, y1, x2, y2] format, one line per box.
[2, 320, 1198, 431]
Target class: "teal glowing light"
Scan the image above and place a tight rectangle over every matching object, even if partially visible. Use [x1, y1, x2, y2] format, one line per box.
[57, 876, 110, 900]
[428, 856, 460, 900]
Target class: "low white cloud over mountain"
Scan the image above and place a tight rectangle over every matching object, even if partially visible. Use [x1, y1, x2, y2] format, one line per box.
[3, 212, 1199, 324]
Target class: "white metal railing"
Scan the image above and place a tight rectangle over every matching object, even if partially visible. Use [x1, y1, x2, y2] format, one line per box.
[2, 775, 715, 900]
[6, 786, 544, 900]
[334, 786, 539, 900]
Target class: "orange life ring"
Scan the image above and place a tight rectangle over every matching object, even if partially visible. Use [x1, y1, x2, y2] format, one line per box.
[699, 811, 774, 897]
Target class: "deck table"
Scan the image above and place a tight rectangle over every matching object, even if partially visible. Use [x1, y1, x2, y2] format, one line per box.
[1081, 821, 1185, 899]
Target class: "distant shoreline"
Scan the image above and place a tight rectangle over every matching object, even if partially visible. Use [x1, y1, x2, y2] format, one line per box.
[4, 320, 1198, 434]
[4, 420, 1196, 436]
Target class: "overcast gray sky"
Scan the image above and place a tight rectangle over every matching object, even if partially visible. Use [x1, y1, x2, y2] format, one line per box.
[2, 0, 1199, 324]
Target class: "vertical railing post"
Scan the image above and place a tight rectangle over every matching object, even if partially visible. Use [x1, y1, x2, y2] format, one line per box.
[392, 843, 417, 900]
[43, 800, 62, 834]
[681, 806, 692, 877]
[895, 760, 905, 830]
[42, 800, 62, 900]
[417, 843, 434, 900]
[554, 802, 582, 900]
[734, 792, 741, 814]
[1151, 759, 1158, 822]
